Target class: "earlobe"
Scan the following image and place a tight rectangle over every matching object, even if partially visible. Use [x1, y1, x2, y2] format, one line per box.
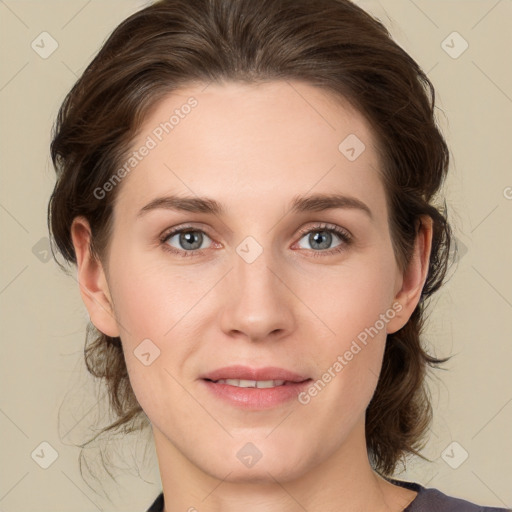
[386, 215, 433, 335]
[70, 216, 120, 338]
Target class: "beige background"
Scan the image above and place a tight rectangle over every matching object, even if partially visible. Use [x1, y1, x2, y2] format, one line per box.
[1, 0, 511, 511]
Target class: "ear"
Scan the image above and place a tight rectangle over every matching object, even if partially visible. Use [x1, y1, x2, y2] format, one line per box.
[386, 215, 433, 334]
[70, 216, 120, 338]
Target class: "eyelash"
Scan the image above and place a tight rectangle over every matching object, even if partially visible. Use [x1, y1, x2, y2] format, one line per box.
[159, 223, 353, 259]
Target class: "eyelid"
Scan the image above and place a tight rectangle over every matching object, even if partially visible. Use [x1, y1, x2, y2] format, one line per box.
[159, 222, 211, 240]
[294, 222, 352, 241]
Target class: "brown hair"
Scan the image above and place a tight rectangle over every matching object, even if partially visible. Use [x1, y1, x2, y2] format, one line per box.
[48, 0, 453, 479]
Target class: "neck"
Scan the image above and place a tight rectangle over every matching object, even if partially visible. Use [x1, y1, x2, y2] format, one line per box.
[153, 423, 417, 512]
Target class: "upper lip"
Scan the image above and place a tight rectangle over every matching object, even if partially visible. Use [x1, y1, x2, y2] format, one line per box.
[200, 365, 310, 383]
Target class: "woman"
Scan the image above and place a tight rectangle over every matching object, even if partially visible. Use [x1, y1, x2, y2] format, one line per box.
[47, 0, 510, 511]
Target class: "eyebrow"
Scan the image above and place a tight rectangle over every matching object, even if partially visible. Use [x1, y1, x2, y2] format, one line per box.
[137, 192, 373, 220]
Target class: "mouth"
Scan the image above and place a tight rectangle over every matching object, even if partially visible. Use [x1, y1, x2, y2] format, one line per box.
[200, 365, 310, 383]
[199, 366, 312, 409]
[203, 378, 306, 388]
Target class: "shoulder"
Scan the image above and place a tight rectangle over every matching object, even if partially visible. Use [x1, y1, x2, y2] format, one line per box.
[146, 492, 164, 512]
[145, 484, 511, 512]
[389, 478, 511, 512]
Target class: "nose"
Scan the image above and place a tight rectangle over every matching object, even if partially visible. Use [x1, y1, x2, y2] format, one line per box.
[218, 246, 296, 343]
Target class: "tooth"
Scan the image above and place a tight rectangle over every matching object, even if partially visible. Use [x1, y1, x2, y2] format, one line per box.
[214, 379, 287, 388]
[256, 380, 275, 388]
[238, 379, 257, 388]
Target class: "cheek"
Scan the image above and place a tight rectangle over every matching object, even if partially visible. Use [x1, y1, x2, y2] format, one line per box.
[304, 251, 397, 344]
[108, 251, 192, 339]
[105, 253, 209, 408]
[295, 250, 397, 408]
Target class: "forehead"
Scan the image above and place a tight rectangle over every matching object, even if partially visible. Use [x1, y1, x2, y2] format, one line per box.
[114, 80, 386, 221]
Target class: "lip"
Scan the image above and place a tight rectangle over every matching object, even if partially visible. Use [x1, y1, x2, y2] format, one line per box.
[199, 365, 310, 382]
[199, 365, 312, 410]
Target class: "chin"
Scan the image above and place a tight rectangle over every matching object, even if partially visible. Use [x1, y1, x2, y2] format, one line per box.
[192, 437, 315, 485]
[204, 458, 309, 485]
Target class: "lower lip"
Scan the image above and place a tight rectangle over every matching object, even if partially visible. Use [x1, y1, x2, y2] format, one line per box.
[201, 379, 312, 410]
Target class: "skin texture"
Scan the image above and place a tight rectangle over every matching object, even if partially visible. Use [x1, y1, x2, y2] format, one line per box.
[71, 80, 432, 512]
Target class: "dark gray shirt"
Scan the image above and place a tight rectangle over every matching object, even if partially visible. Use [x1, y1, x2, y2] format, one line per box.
[146, 479, 510, 511]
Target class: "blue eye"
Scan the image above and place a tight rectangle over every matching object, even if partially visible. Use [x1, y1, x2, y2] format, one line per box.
[295, 224, 352, 256]
[162, 227, 212, 256]
[159, 223, 352, 258]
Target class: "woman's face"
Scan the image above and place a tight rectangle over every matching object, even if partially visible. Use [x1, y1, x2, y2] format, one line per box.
[75, 80, 425, 483]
